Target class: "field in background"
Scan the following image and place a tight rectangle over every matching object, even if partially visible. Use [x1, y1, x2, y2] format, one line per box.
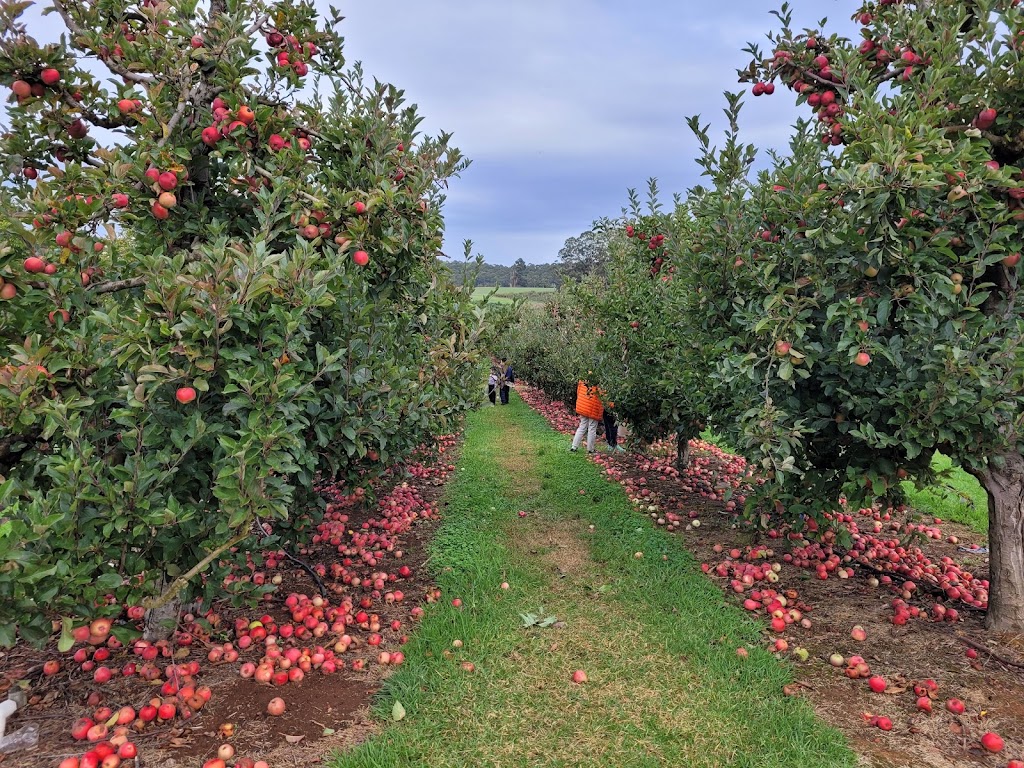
[471, 286, 556, 305]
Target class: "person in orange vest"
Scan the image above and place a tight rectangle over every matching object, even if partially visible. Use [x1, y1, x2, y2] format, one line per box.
[570, 378, 603, 453]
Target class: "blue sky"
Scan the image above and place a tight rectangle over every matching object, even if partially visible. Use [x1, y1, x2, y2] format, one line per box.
[335, 1, 855, 265]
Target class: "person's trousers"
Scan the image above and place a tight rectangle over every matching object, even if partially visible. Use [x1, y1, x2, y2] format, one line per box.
[500, 385, 510, 404]
[572, 416, 599, 452]
[487, 385, 496, 404]
[603, 411, 618, 447]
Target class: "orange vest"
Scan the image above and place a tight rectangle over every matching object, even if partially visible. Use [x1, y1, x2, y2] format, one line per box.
[575, 381, 603, 419]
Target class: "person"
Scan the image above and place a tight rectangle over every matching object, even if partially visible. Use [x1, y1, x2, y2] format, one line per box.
[603, 404, 625, 452]
[499, 357, 514, 405]
[570, 378, 603, 453]
[487, 363, 499, 405]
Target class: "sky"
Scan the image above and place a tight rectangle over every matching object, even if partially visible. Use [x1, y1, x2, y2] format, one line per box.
[333, 1, 856, 265]
[10, 0, 856, 266]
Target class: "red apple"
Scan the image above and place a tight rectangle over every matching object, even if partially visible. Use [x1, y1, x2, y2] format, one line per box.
[157, 171, 177, 191]
[353, 250, 369, 266]
[175, 387, 197, 404]
[40, 67, 60, 85]
[980, 731, 1004, 753]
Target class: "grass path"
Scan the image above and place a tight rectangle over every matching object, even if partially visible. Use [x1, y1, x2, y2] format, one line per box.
[331, 395, 854, 768]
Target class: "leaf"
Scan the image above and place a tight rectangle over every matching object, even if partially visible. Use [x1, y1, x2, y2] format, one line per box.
[57, 618, 74, 653]
[284, 734, 305, 744]
[391, 701, 406, 721]
[322, 727, 335, 736]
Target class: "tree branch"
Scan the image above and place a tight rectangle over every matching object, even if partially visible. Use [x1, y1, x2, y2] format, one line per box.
[156, 85, 196, 148]
[52, 0, 155, 84]
[59, 90, 128, 131]
[89, 276, 147, 295]
[244, 12, 270, 38]
[141, 530, 250, 612]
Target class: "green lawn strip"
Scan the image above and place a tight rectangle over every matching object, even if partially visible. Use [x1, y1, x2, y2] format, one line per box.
[331, 396, 854, 768]
[901, 453, 989, 535]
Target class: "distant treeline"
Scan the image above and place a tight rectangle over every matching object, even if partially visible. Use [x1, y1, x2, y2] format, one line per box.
[441, 258, 561, 288]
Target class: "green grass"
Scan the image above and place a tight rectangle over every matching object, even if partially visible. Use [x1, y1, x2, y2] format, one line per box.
[902, 453, 989, 534]
[471, 286, 556, 305]
[331, 395, 854, 768]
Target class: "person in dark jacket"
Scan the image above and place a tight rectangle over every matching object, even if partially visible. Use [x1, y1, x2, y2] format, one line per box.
[499, 357, 514, 405]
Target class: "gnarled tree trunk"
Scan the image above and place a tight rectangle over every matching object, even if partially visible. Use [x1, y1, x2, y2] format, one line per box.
[975, 452, 1024, 632]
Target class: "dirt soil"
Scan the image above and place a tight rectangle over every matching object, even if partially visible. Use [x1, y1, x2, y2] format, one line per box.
[0, 438, 459, 768]
[518, 383, 1024, 768]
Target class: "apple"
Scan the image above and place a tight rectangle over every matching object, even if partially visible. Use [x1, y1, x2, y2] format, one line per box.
[975, 107, 997, 130]
[774, 340, 791, 356]
[353, 201, 367, 214]
[868, 676, 886, 693]
[68, 119, 88, 139]
[175, 387, 197, 404]
[267, 697, 286, 716]
[24, 256, 45, 273]
[11, 79, 31, 97]
[353, 250, 370, 266]
[1003, 252, 1021, 268]
[117, 99, 137, 114]
[151, 201, 169, 220]
[0, 283, 16, 300]
[854, 352, 871, 367]
[157, 171, 177, 191]
[980, 732, 1004, 753]
[850, 625, 867, 641]
[946, 698, 965, 714]
[111, 193, 129, 208]
[238, 105, 255, 125]
[40, 67, 60, 85]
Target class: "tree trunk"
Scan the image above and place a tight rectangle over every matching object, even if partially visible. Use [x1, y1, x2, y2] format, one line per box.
[676, 431, 691, 470]
[975, 452, 1024, 632]
[143, 574, 181, 642]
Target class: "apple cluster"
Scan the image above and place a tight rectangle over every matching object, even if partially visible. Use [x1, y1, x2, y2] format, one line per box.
[265, 28, 318, 79]
[624, 222, 670, 278]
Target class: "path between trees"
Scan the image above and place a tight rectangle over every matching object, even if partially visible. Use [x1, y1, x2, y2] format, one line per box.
[332, 396, 852, 768]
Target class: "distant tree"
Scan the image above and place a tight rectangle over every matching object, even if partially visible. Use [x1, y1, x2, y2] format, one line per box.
[557, 219, 615, 281]
[510, 258, 527, 287]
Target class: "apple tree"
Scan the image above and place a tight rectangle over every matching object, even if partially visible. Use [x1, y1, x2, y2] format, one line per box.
[687, 0, 1024, 629]
[585, 183, 713, 465]
[0, 0, 482, 646]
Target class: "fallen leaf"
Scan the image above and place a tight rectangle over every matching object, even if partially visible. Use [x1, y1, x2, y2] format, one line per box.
[322, 727, 336, 736]
[392, 701, 406, 722]
[284, 734, 305, 744]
